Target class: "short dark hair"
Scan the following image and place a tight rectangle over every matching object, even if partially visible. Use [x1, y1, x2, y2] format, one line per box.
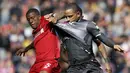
[26, 8, 40, 17]
[65, 3, 82, 15]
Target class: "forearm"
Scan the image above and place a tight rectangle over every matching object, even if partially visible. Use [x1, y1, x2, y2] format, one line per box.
[99, 44, 112, 73]
[60, 44, 68, 62]
[54, 11, 65, 20]
[25, 42, 34, 51]
[49, 11, 65, 23]
[97, 33, 115, 48]
[98, 43, 109, 61]
[60, 51, 68, 62]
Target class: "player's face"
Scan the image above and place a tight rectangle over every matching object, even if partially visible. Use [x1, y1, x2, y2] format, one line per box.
[65, 9, 80, 22]
[26, 12, 41, 29]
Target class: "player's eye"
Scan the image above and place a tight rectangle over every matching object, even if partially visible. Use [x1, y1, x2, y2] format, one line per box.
[66, 15, 73, 18]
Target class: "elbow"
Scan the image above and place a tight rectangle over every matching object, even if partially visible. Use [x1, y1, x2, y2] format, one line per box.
[96, 40, 101, 46]
[98, 43, 104, 51]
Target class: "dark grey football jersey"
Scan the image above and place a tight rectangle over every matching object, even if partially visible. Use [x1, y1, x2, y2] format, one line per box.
[55, 19, 101, 65]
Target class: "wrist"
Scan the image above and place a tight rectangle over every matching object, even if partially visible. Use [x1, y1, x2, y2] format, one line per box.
[25, 47, 29, 52]
[25, 45, 33, 51]
[54, 11, 65, 20]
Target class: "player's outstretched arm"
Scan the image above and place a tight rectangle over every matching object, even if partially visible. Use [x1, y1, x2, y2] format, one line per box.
[44, 11, 65, 23]
[16, 42, 34, 56]
[96, 41, 112, 73]
[87, 22, 124, 53]
[97, 34, 124, 53]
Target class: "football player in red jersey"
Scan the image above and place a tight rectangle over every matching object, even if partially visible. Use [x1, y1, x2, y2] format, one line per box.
[16, 8, 61, 73]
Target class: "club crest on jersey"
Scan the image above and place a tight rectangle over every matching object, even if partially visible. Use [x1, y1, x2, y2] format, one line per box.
[43, 63, 51, 69]
[96, 25, 99, 29]
[92, 21, 99, 30]
[41, 28, 44, 33]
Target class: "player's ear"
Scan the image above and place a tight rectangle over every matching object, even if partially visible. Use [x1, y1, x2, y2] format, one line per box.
[39, 15, 41, 19]
[77, 11, 81, 17]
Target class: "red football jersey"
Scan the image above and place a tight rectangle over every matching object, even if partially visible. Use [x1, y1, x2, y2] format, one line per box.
[33, 16, 60, 63]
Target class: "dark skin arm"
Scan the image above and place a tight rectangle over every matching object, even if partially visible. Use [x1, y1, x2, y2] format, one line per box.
[16, 42, 34, 56]
[60, 44, 69, 63]
[59, 44, 69, 71]
[44, 11, 65, 23]
[96, 40, 112, 73]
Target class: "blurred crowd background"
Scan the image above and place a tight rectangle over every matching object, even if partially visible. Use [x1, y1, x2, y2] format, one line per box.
[0, 0, 130, 73]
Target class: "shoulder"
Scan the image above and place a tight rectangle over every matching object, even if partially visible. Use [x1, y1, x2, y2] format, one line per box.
[86, 21, 99, 30]
[41, 16, 49, 23]
[87, 20, 96, 25]
[87, 20, 97, 27]
[79, 19, 96, 25]
[80, 20, 96, 28]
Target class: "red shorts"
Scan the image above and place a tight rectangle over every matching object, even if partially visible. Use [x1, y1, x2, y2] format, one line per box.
[29, 60, 61, 73]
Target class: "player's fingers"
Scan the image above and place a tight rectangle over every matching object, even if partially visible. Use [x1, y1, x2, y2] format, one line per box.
[15, 49, 19, 54]
[19, 52, 23, 56]
[23, 52, 26, 56]
[44, 13, 53, 19]
[118, 46, 124, 53]
[106, 69, 112, 73]
[16, 50, 20, 56]
[115, 46, 124, 53]
[120, 49, 124, 53]
[17, 53, 20, 56]
[16, 52, 18, 55]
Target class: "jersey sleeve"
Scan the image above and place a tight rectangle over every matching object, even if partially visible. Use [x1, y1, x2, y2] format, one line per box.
[87, 21, 101, 37]
[87, 21, 115, 48]
[41, 16, 49, 28]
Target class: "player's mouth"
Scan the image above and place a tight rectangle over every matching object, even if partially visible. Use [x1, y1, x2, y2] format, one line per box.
[31, 23, 36, 27]
[31, 22, 35, 25]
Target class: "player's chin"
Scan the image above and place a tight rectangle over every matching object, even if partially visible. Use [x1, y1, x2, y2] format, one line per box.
[31, 25, 37, 29]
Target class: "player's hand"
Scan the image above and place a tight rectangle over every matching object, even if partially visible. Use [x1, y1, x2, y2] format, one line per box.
[106, 68, 112, 73]
[48, 17, 57, 23]
[105, 63, 112, 73]
[44, 13, 58, 23]
[44, 13, 53, 19]
[16, 47, 28, 56]
[114, 45, 124, 53]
